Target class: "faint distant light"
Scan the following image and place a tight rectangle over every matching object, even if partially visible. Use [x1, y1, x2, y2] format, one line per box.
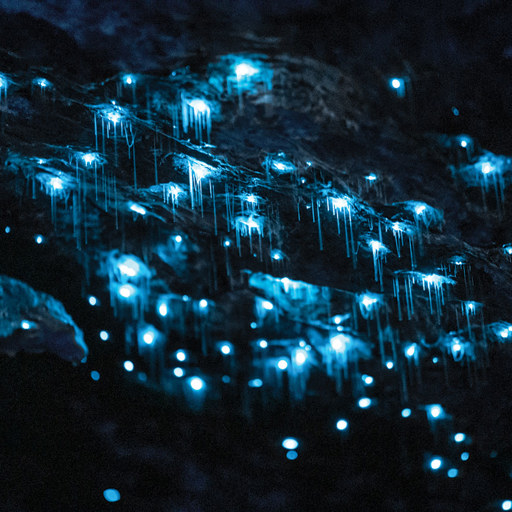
[282, 438, 299, 450]
[189, 377, 205, 391]
[123, 360, 134, 372]
[90, 371, 100, 381]
[447, 468, 459, 478]
[461, 452, 469, 461]
[454, 433, 466, 443]
[261, 300, 274, 311]
[5, 226, 11, 234]
[103, 489, 121, 503]
[386, 361, 394, 369]
[199, 299, 208, 309]
[258, 339, 268, 349]
[173, 367, 184, 378]
[358, 397, 371, 409]
[286, 450, 298, 460]
[248, 378, 263, 388]
[176, 350, 186, 362]
[502, 500, 512, 511]
[277, 359, 288, 370]
[452, 106, 459, 116]
[336, 419, 348, 431]
[401, 408, 412, 418]
[430, 457, 443, 471]
[35, 235, 44, 244]
[100, 330, 109, 341]
[88, 295, 98, 306]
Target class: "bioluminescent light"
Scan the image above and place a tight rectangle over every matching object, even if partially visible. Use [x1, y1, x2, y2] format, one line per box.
[401, 408, 412, 418]
[454, 433, 466, 443]
[330, 333, 349, 353]
[362, 374, 374, 385]
[405, 344, 417, 358]
[176, 350, 187, 362]
[118, 284, 137, 298]
[199, 299, 208, 310]
[261, 300, 274, 311]
[33, 77, 51, 89]
[88, 295, 98, 306]
[358, 397, 372, 409]
[502, 500, 512, 511]
[140, 325, 158, 345]
[100, 330, 109, 341]
[103, 489, 121, 503]
[366, 173, 377, 181]
[123, 74, 135, 85]
[189, 376, 205, 391]
[182, 97, 212, 143]
[129, 202, 147, 216]
[389, 77, 406, 98]
[248, 378, 263, 388]
[271, 249, 284, 261]
[430, 457, 443, 471]
[447, 468, 459, 478]
[20, 320, 34, 330]
[277, 359, 289, 370]
[293, 348, 308, 366]
[174, 235, 183, 243]
[123, 360, 134, 372]
[386, 361, 394, 369]
[235, 62, 259, 80]
[174, 367, 184, 378]
[336, 419, 349, 431]
[461, 452, 469, 461]
[282, 437, 299, 450]
[426, 404, 445, 420]
[91, 371, 100, 381]
[258, 339, 268, 349]
[158, 302, 168, 317]
[286, 450, 298, 460]
[49, 177, 64, 190]
[220, 343, 232, 355]
[35, 235, 44, 244]
[82, 153, 97, 165]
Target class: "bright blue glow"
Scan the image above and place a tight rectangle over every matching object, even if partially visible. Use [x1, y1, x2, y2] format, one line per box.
[358, 397, 372, 409]
[141, 326, 156, 345]
[277, 359, 288, 370]
[461, 452, 469, 461]
[401, 408, 412, 418]
[35, 235, 44, 244]
[250, 321, 257, 329]
[82, 153, 97, 165]
[199, 299, 208, 309]
[386, 361, 394, 370]
[333, 315, 343, 325]
[447, 468, 458, 478]
[174, 235, 183, 243]
[49, 177, 64, 190]
[123, 360, 134, 372]
[261, 300, 274, 311]
[5, 226, 10, 234]
[88, 295, 98, 306]
[129, 202, 147, 216]
[220, 343, 232, 355]
[452, 107, 459, 116]
[248, 378, 263, 388]
[222, 375, 231, 383]
[173, 367, 184, 378]
[118, 284, 136, 298]
[502, 500, 512, 511]
[258, 339, 268, 349]
[100, 330, 109, 341]
[117, 256, 141, 278]
[189, 377, 205, 391]
[282, 438, 299, 450]
[34, 77, 51, 88]
[158, 302, 168, 317]
[187, 98, 209, 114]
[405, 344, 416, 358]
[224, 240, 231, 247]
[271, 250, 283, 260]
[90, 371, 100, 381]
[330, 333, 349, 352]
[20, 320, 33, 330]
[366, 173, 377, 181]
[0, 74, 5, 89]
[176, 350, 187, 362]
[390, 78, 402, 89]
[454, 433, 466, 443]
[286, 450, 298, 460]
[103, 489, 121, 503]
[362, 374, 374, 385]
[432, 357, 439, 364]
[294, 348, 308, 366]
[123, 74, 135, 85]
[336, 419, 348, 431]
[430, 457, 443, 470]
[427, 404, 444, 420]
[235, 62, 259, 79]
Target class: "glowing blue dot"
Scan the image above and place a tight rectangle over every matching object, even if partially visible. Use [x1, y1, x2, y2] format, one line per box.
[502, 500, 512, 511]
[174, 235, 182, 243]
[222, 375, 231, 383]
[460, 139, 468, 148]
[199, 299, 208, 309]
[20, 320, 32, 330]
[258, 339, 268, 349]
[386, 361, 394, 369]
[103, 489, 121, 502]
[35, 235, 44, 244]
[90, 371, 100, 381]
[124, 75, 134, 85]
[427, 404, 444, 419]
[286, 450, 298, 460]
[282, 438, 299, 450]
[401, 408, 412, 418]
[223, 240, 231, 247]
[452, 107, 459, 116]
[294, 349, 308, 366]
[447, 468, 458, 478]
[118, 284, 136, 298]
[358, 398, 372, 409]
[220, 344, 231, 355]
[336, 419, 348, 431]
[454, 433, 466, 443]
[100, 330, 109, 341]
[190, 377, 205, 391]
[432, 357, 439, 364]
[158, 302, 168, 317]
[176, 350, 186, 362]
[362, 375, 374, 385]
[5, 226, 11, 234]
[430, 457, 443, 470]
[248, 378, 263, 388]
[129, 202, 146, 216]
[277, 359, 288, 370]
[405, 344, 416, 358]
[262, 300, 274, 311]
[391, 78, 402, 89]
[271, 250, 283, 260]
[142, 329, 155, 345]
[250, 322, 257, 329]
[461, 452, 469, 461]
[173, 367, 184, 378]
[123, 360, 134, 372]
[88, 295, 98, 306]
